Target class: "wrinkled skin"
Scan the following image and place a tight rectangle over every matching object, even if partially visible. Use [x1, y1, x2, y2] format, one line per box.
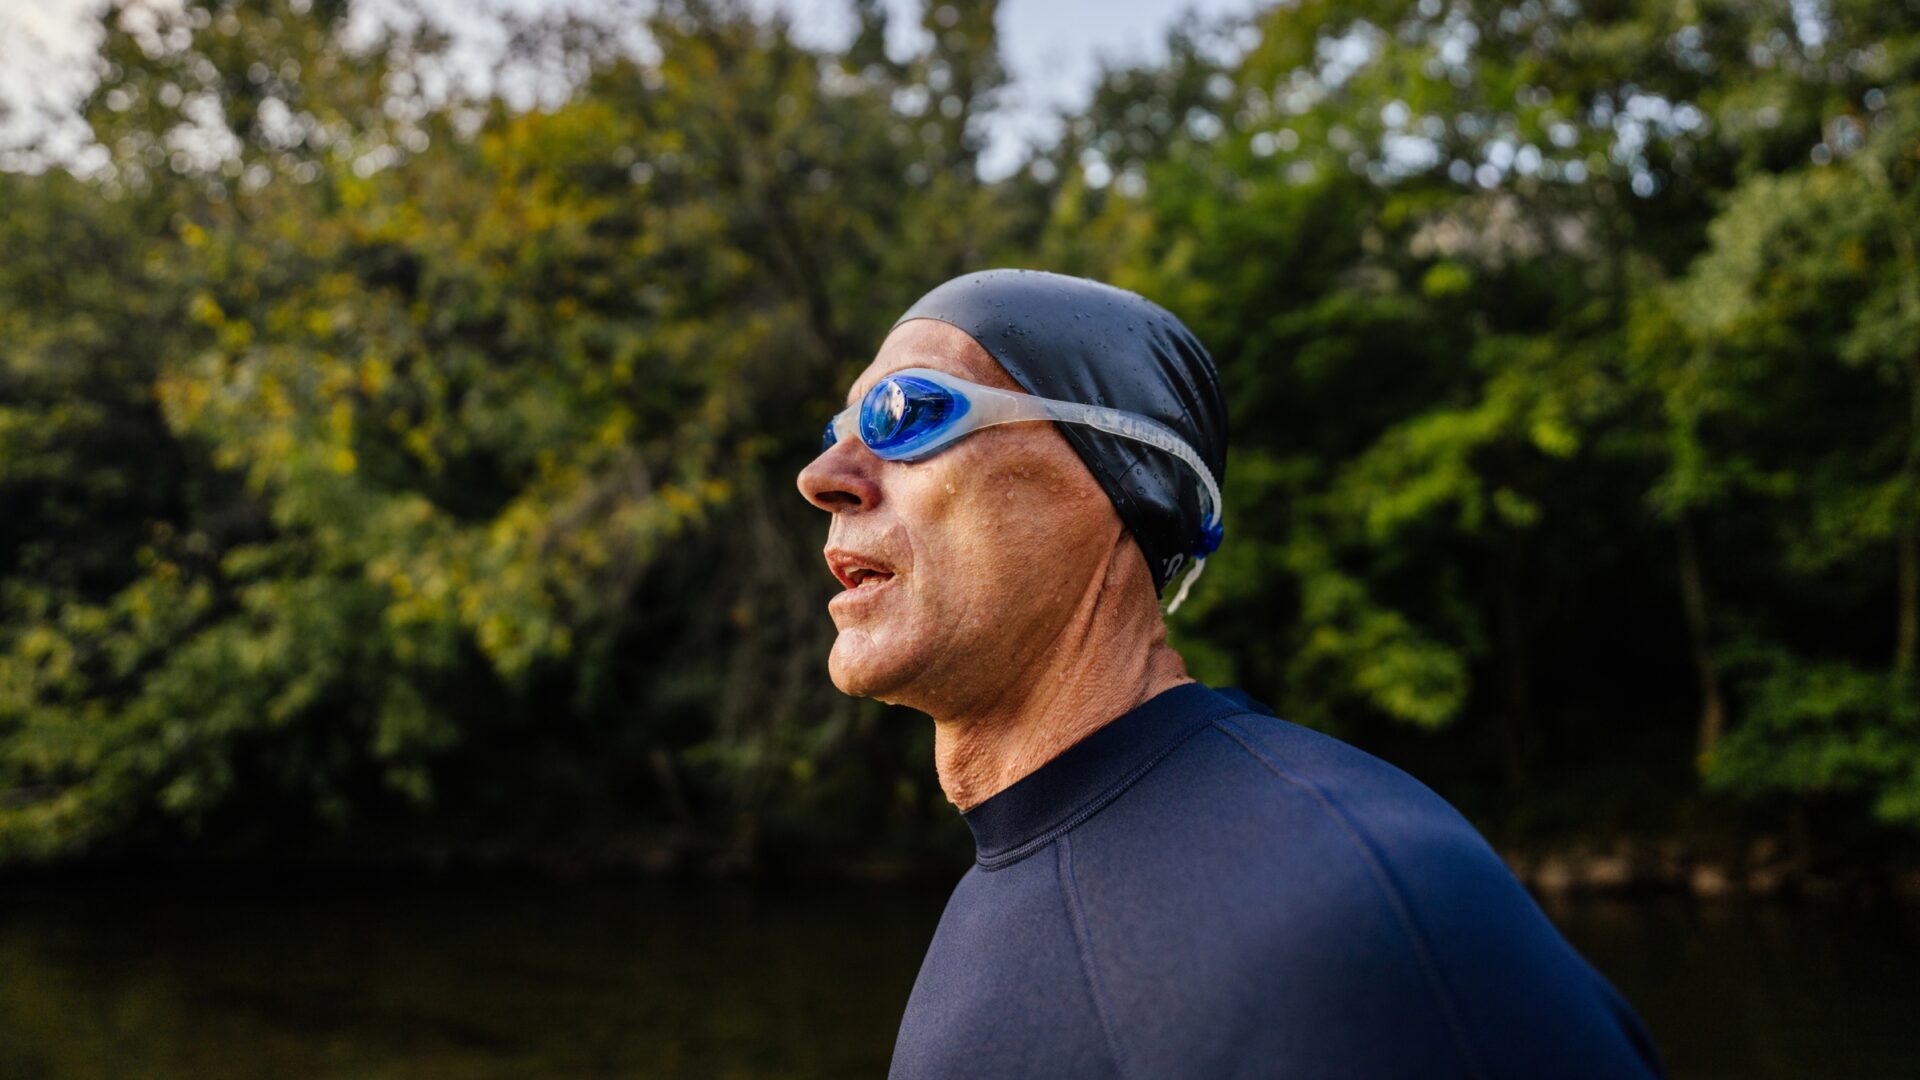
[796, 319, 1189, 808]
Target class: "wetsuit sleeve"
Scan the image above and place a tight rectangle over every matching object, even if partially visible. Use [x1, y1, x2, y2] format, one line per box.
[1359, 814, 1669, 1079]
[1209, 713, 1669, 1079]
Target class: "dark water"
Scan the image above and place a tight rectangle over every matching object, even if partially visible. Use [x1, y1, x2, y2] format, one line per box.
[0, 877, 1914, 1078]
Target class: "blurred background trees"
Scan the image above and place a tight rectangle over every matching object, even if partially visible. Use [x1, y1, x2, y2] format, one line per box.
[2, 0, 1918, 886]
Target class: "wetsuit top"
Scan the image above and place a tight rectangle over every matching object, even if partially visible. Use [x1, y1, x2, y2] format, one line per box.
[889, 682, 1667, 1079]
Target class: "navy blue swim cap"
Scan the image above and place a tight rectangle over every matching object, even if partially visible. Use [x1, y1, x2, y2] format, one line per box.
[891, 269, 1227, 595]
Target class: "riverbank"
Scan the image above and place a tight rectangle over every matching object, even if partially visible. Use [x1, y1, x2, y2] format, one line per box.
[1502, 838, 1920, 903]
[9, 819, 1920, 903]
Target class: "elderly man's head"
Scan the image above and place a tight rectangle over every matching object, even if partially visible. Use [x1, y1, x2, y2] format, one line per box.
[796, 318, 1148, 709]
[795, 269, 1226, 719]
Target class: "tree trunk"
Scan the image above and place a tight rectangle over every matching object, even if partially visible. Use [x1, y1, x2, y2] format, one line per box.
[1496, 541, 1533, 794]
[1862, 152, 1920, 678]
[1898, 350, 1920, 678]
[1899, 519, 1918, 678]
[1676, 514, 1725, 763]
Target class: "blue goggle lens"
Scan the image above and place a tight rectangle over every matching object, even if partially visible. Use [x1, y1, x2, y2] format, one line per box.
[859, 376, 961, 456]
[821, 418, 838, 453]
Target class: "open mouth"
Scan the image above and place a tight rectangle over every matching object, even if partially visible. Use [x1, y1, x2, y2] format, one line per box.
[826, 549, 897, 594]
[844, 567, 894, 590]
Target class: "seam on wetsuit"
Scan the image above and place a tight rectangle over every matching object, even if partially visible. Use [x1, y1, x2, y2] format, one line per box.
[1057, 834, 1129, 1078]
[1213, 714, 1491, 1080]
[974, 705, 1231, 872]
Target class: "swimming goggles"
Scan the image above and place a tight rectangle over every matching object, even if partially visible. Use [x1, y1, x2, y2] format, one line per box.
[821, 367, 1224, 613]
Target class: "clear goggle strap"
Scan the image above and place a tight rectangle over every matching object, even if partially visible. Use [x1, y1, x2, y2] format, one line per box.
[1039, 399, 1222, 615]
[1038, 399, 1223, 529]
[1165, 556, 1206, 615]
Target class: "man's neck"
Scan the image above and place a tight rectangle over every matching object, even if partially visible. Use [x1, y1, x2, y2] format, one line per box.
[927, 551, 1192, 812]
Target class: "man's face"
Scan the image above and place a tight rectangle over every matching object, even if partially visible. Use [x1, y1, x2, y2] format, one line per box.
[796, 319, 1125, 709]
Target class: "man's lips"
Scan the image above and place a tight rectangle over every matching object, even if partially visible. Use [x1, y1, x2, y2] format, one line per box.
[825, 548, 898, 592]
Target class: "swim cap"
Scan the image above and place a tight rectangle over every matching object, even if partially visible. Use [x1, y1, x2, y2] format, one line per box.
[890, 268, 1227, 594]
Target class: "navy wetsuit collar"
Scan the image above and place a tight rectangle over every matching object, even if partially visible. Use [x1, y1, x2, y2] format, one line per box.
[960, 681, 1244, 869]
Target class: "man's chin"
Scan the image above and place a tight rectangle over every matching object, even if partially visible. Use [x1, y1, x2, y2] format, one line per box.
[827, 633, 920, 702]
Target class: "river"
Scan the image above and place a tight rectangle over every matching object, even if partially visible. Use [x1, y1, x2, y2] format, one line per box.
[1, 876, 1914, 1078]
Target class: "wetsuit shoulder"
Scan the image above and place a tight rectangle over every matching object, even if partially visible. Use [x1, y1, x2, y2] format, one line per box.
[1058, 707, 1666, 1078]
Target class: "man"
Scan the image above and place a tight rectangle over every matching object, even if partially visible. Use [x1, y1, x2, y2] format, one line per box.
[797, 269, 1665, 1079]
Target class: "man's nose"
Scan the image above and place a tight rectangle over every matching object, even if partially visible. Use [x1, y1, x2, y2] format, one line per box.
[797, 438, 882, 514]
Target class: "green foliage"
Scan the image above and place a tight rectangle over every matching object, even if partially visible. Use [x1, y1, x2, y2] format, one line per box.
[1707, 644, 1920, 826]
[3, 0, 1920, 867]
[1049, 0, 1920, 836]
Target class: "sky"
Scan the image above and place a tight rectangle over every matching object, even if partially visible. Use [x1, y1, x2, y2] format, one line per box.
[0, 0, 1269, 179]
